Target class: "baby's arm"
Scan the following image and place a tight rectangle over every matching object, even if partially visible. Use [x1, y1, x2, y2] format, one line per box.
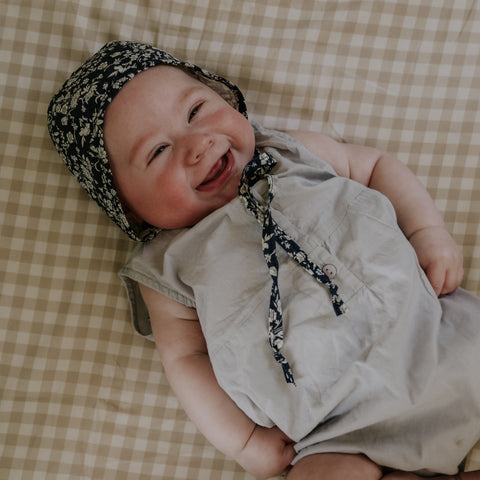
[138, 283, 295, 479]
[287, 131, 463, 295]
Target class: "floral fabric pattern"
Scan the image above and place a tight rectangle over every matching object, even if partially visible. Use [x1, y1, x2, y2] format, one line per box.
[239, 151, 346, 384]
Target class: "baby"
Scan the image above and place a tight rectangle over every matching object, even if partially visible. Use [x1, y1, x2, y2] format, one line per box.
[48, 41, 480, 480]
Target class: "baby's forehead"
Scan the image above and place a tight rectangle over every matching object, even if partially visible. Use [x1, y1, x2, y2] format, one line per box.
[129, 64, 221, 95]
[108, 64, 216, 109]
[155, 64, 226, 94]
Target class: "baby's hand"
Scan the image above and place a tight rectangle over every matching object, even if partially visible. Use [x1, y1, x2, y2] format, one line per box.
[235, 425, 295, 479]
[408, 226, 463, 296]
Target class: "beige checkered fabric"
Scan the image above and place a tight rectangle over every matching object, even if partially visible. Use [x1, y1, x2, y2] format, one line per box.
[1, 1, 479, 478]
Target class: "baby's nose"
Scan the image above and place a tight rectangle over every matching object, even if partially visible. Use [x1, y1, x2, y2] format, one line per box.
[184, 133, 213, 165]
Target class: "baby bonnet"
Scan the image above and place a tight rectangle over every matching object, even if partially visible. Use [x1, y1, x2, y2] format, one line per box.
[47, 40, 247, 242]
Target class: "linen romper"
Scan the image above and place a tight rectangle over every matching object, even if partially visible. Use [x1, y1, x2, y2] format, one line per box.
[119, 123, 480, 475]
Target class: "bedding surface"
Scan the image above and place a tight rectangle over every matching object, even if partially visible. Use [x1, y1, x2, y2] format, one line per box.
[1, 1, 479, 478]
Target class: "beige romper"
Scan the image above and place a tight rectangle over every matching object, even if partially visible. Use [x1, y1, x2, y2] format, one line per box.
[120, 123, 480, 475]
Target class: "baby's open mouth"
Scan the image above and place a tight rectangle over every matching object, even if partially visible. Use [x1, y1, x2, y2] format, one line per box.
[197, 153, 231, 191]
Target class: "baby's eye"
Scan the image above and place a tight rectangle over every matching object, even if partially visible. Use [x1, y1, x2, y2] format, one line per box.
[148, 145, 166, 164]
[189, 103, 203, 122]
[154, 145, 166, 156]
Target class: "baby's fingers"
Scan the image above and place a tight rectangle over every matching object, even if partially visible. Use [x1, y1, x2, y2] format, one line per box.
[441, 260, 464, 295]
[409, 226, 463, 296]
[424, 257, 463, 296]
[424, 262, 445, 296]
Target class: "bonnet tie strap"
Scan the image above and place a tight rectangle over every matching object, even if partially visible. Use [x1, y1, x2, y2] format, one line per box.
[238, 151, 346, 385]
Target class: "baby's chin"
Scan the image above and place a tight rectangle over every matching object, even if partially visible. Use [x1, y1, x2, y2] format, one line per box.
[141, 169, 248, 230]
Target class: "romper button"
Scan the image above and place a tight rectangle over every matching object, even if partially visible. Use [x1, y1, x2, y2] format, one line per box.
[322, 264, 337, 279]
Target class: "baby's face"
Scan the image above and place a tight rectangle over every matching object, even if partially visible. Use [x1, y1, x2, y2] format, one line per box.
[103, 66, 255, 230]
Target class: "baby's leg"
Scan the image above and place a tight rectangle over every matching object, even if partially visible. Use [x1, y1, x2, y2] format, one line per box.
[286, 452, 383, 480]
[383, 472, 480, 479]
[286, 453, 480, 480]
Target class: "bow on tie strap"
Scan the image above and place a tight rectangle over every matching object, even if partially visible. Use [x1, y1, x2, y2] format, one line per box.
[239, 151, 347, 385]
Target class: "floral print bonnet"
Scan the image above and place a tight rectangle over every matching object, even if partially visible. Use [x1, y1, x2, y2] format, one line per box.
[47, 40, 247, 242]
